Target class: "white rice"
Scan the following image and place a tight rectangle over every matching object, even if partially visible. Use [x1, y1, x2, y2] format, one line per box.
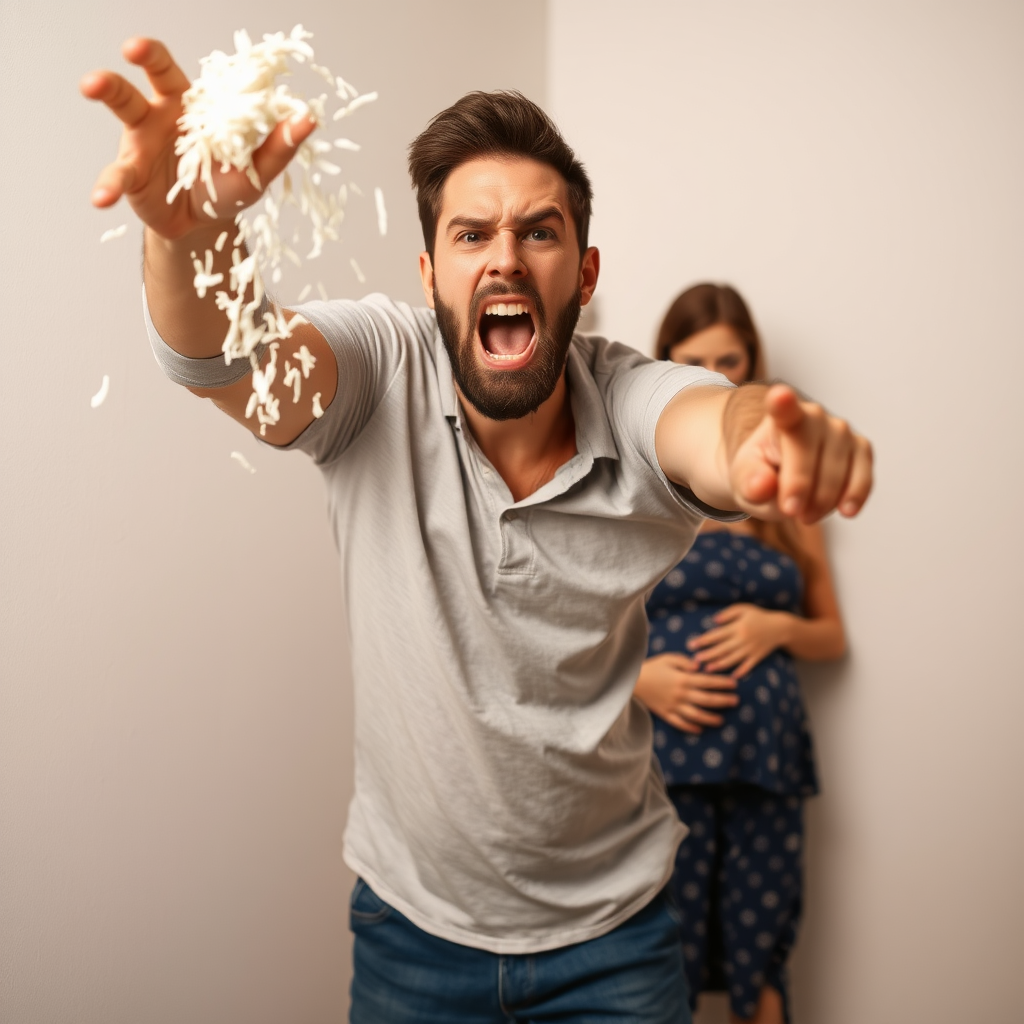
[90, 374, 110, 408]
[311, 392, 324, 418]
[374, 187, 387, 237]
[100, 225, 127, 243]
[283, 360, 302, 402]
[292, 344, 316, 378]
[229, 450, 257, 473]
[165, 25, 377, 435]
[317, 281, 329, 301]
[296, 283, 312, 302]
[350, 258, 366, 284]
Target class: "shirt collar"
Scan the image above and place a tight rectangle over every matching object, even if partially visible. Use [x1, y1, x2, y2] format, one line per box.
[434, 329, 620, 464]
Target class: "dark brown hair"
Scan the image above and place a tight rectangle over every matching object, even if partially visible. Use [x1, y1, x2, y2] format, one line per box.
[408, 91, 593, 258]
[656, 283, 813, 581]
[654, 282, 766, 380]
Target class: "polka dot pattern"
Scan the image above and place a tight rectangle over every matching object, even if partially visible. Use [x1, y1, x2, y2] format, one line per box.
[647, 531, 818, 797]
[667, 786, 804, 1021]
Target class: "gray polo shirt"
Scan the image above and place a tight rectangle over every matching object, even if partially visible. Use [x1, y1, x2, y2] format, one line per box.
[278, 294, 733, 953]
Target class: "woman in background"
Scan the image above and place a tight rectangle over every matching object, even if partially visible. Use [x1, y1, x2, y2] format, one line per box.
[636, 284, 846, 1024]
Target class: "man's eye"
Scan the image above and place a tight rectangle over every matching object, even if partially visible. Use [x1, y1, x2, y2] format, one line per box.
[528, 228, 553, 241]
[462, 232, 481, 243]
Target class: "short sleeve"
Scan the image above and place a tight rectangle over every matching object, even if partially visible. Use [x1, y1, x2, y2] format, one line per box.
[588, 337, 747, 522]
[269, 294, 435, 466]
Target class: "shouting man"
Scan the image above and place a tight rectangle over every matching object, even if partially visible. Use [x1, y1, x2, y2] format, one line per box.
[81, 38, 871, 1023]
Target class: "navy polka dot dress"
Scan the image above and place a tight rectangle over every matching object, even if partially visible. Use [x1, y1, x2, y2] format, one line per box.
[647, 531, 818, 1021]
[647, 530, 818, 797]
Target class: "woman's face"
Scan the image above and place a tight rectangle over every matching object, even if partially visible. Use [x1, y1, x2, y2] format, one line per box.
[668, 323, 751, 385]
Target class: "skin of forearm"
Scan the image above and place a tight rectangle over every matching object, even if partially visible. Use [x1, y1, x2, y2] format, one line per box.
[656, 384, 770, 512]
[776, 611, 846, 661]
[143, 224, 252, 359]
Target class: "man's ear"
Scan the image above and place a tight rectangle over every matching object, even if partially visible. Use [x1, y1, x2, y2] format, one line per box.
[579, 246, 600, 306]
[419, 252, 435, 308]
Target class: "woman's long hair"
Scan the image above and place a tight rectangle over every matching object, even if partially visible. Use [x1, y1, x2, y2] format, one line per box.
[656, 283, 811, 581]
[655, 283, 767, 380]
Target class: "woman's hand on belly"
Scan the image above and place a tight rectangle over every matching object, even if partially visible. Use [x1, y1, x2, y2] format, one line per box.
[687, 603, 792, 678]
[634, 653, 739, 734]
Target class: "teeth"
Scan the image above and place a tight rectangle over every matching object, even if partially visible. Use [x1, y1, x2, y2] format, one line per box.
[484, 302, 526, 316]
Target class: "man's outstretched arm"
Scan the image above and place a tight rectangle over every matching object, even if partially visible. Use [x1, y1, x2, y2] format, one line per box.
[655, 382, 873, 522]
[80, 37, 336, 446]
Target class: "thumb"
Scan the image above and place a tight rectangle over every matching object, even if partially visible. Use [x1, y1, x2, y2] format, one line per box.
[251, 114, 318, 188]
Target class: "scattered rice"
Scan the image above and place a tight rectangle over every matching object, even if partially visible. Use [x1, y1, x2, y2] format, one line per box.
[165, 25, 377, 434]
[374, 187, 387, 237]
[292, 344, 316, 378]
[332, 90, 378, 121]
[100, 225, 127, 243]
[317, 281, 329, 301]
[230, 450, 257, 473]
[311, 392, 324, 418]
[348, 181, 363, 196]
[350, 258, 365, 284]
[296, 283, 312, 302]
[90, 374, 110, 408]
[283, 360, 302, 402]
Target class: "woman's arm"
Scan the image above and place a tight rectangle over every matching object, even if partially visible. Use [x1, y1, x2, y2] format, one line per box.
[686, 522, 846, 677]
[779, 520, 846, 660]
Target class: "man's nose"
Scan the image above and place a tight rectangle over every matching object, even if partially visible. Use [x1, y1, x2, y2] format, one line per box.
[487, 230, 527, 279]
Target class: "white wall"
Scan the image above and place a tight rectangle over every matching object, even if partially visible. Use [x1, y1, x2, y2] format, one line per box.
[549, 2, 1022, 1021]
[0, 3, 545, 1021]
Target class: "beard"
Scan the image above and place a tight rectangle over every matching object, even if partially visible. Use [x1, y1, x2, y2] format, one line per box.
[434, 279, 582, 421]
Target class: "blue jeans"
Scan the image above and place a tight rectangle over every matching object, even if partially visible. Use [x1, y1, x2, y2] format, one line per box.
[350, 879, 692, 1023]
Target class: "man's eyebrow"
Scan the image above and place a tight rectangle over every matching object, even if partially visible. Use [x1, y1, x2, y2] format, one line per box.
[445, 207, 567, 234]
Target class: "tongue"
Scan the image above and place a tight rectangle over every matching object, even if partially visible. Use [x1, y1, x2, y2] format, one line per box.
[483, 314, 533, 356]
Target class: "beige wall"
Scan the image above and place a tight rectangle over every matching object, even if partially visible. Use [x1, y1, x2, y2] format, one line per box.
[549, 2, 1022, 1021]
[0, 2, 545, 1021]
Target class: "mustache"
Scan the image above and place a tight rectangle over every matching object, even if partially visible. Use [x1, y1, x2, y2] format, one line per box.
[469, 280, 546, 328]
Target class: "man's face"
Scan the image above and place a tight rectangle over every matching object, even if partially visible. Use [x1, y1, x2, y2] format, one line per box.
[419, 156, 599, 421]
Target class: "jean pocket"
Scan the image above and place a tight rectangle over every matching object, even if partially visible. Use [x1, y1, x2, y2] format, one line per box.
[350, 878, 393, 926]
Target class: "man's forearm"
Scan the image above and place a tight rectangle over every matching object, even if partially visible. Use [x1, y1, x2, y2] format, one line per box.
[143, 224, 250, 359]
[655, 383, 769, 513]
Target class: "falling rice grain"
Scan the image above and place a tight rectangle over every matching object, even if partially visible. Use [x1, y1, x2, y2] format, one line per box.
[230, 451, 257, 473]
[317, 281, 329, 301]
[312, 392, 324, 418]
[100, 225, 127, 243]
[374, 187, 387, 237]
[214, 230, 229, 252]
[333, 138, 361, 151]
[348, 181, 363, 196]
[349, 258, 366, 284]
[202, 200, 218, 219]
[297, 283, 312, 302]
[90, 374, 110, 408]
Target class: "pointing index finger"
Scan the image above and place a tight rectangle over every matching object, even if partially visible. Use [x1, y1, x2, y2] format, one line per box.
[122, 37, 190, 98]
[766, 383, 804, 433]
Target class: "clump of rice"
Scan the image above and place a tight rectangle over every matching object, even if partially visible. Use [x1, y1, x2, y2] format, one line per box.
[168, 26, 378, 434]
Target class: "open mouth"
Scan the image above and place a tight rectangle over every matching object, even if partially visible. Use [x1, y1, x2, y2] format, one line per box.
[477, 300, 538, 370]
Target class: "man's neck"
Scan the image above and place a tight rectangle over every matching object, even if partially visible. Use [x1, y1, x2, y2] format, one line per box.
[457, 370, 578, 503]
